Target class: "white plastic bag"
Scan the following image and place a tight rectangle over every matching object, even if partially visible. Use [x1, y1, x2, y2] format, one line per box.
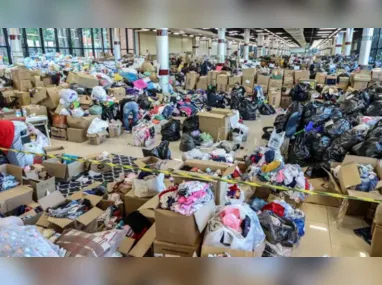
[133, 173, 166, 198]
[87, 118, 109, 134]
[91, 86, 108, 102]
[203, 204, 265, 252]
[71, 107, 85, 118]
[267, 130, 285, 150]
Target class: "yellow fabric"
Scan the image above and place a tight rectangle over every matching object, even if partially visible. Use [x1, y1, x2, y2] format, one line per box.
[261, 161, 281, 173]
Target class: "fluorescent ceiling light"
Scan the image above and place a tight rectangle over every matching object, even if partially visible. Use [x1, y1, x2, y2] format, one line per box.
[189, 35, 194, 37]
[173, 32, 179, 35]
[139, 28, 149, 32]
[152, 29, 157, 32]
[276, 32, 283, 34]
[255, 30, 263, 32]
[201, 28, 210, 29]
[320, 28, 336, 30]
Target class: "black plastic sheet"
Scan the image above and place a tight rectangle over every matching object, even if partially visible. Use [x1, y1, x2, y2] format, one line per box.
[161, 119, 181, 141]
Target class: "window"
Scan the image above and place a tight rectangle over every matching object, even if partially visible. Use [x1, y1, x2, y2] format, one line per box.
[57, 28, 69, 49]
[82, 28, 93, 57]
[25, 28, 42, 55]
[43, 28, 56, 53]
[103, 28, 111, 53]
[120, 28, 127, 55]
[0, 28, 10, 64]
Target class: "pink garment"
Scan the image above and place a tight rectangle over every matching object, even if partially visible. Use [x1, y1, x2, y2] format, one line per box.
[177, 190, 207, 206]
[133, 79, 148, 89]
[219, 207, 242, 232]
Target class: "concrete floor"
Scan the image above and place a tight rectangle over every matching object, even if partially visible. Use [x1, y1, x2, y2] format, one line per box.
[51, 114, 371, 257]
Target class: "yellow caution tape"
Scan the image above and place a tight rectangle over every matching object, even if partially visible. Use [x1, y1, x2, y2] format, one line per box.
[1, 146, 382, 204]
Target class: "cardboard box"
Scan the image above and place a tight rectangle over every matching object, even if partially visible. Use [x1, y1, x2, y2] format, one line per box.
[31, 75, 44, 87]
[268, 88, 282, 108]
[42, 157, 84, 181]
[28, 177, 56, 201]
[14, 91, 31, 106]
[154, 238, 201, 257]
[198, 111, 233, 141]
[1, 89, 15, 104]
[242, 68, 256, 78]
[196, 76, 208, 90]
[242, 76, 255, 88]
[11, 68, 31, 80]
[42, 76, 52, 86]
[30, 87, 47, 104]
[306, 177, 341, 208]
[42, 87, 60, 109]
[371, 224, 382, 257]
[78, 95, 92, 110]
[78, 73, 99, 88]
[0, 164, 23, 185]
[269, 79, 283, 88]
[208, 70, 220, 81]
[155, 199, 215, 246]
[51, 127, 67, 141]
[19, 202, 44, 226]
[283, 76, 294, 85]
[259, 84, 268, 93]
[14, 79, 33, 92]
[67, 128, 88, 143]
[217, 74, 229, 85]
[23, 105, 48, 116]
[87, 130, 108, 145]
[371, 68, 382, 81]
[315, 72, 327, 84]
[176, 159, 236, 205]
[257, 74, 271, 86]
[124, 190, 150, 216]
[44, 146, 65, 157]
[271, 68, 284, 80]
[352, 81, 369, 90]
[216, 84, 227, 92]
[109, 120, 123, 137]
[201, 245, 257, 257]
[135, 156, 161, 169]
[0, 186, 33, 215]
[186, 71, 199, 90]
[37, 191, 103, 232]
[229, 75, 242, 86]
[280, 96, 292, 109]
[86, 153, 113, 173]
[284, 69, 295, 78]
[108, 87, 126, 101]
[337, 80, 349, 91]
[67, 115, 97, 129]
[294, 70, 310, 82]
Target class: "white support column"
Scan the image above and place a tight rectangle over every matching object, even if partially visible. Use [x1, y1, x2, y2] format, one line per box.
[257, 34, 264, 58]
[264, 35, 269, 56]
[192, 36, 200, 56]
[226, 40, 232, 56]
[8, 28, 23, 64]
[217, 28, 226, 64]
[113, 28, 121, 60]
[208, 39, 212, 56]
[358, 28, 374, 69]
[335, 32, 344, 55]
[344, 28, 354, 56]
[269, 37, 274, 55]
[156, 28, 170, 94]
[243, 29, 250, 61]
[134, 29, 139, 56]
[274, 40, 279, 56]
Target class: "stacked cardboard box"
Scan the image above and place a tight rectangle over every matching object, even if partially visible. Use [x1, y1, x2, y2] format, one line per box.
[228, 75, 242, 89]
[66, 115, 98, 143]
[186, 71, 200, 90]
[268, 87, 282, 108]
[196, 76, 208, 90]
[11, 68, 32, 91]
[351, 70, 371, 90]
[315, 72, 327, 85]
[216, 74, 229, 92]
[67, 72, 99, 88]
[197, 108, 235, 141]
[257, 74, 271, 93]
[283, 69, 295, 88]
[371, 68, 382, 83]
[294, 70, 310, 83]
[208, 70, 219, 86]
[242, 68, 256, 89]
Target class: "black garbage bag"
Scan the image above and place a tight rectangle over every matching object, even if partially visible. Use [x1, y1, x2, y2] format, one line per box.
[259, 104, 276, 115]
[303, 101, 324, 125]
[323, 144, 348, 162]
[179, 133, 196, 152]
[324, 118, 351, 138]
[360, 90, 371, 106]
[291, 135, 310, 163]
[331, 129, 366, 151]
[0, 76, 13, 87]
[365, 100, 382, 116]
[351, 138, 382, 158]
[259, 211, 299, 247]
[306, 132, 332, 161]
[101, 103, 118, 122]
[340, 94, 366, 114]
[274, 114, 287, 133]
[161, 119, 181, 141]
[368, 86, 382, 102]
[284, 102, 304, 137]
[182, 116, 199, 133]
[310, 105, 336, 126]
[330, 107, 343, 121]
[142, 141, 172, 160]
[239, 100, 257, 121]
[367, 123, 382, 139]
[138, 94, 151, 110]
[290, 83, 310, 102]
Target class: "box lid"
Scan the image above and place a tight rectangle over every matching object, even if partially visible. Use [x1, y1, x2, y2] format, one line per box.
[128, 224, 156, 257]
[38, 191, 66, 210]
[194, 200, 216, 232]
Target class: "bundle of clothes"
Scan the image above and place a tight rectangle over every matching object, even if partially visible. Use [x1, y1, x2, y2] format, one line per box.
[46, 199, 92, 220]
[159, 181, 214, 216]
[332, 164, 380, 192]
[0, 173, 20, 192]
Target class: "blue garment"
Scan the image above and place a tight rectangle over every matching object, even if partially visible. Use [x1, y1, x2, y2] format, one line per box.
[123, 102, 139, 131]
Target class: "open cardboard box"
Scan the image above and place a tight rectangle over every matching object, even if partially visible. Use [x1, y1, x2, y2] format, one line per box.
[67, 115, 98, 129]
[85, 153, 114, 174]
[36, 190, 104, 233]
[44, 145, 65, 157]
[0, 185, 33, 215]
[18, 202, 43, 225]
[135, 156, 183, 171]
[154, 236, 201, 257]
[197, 111, 232, 141]
[23, 164, 56, 201]
[42, 157, 84, 182]
[200, 245, 257, 257]
[117, 196, 158, 257]
[175, 159, 236, 205]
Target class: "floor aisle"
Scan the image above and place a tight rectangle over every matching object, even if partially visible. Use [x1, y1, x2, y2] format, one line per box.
[51, 115, 371, 257]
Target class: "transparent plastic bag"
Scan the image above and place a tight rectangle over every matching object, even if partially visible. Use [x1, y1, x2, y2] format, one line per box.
[133, 173, 166, 198]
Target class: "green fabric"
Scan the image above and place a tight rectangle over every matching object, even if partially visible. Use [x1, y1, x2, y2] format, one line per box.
[200, 132, 213, 142]
[154, 114, 165, 121]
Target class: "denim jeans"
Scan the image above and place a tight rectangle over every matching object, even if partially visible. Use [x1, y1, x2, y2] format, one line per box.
[123, 102, 139, 131]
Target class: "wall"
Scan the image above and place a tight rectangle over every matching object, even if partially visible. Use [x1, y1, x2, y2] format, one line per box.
[139, 32, 193, 55]
[290, 47, 306, 54]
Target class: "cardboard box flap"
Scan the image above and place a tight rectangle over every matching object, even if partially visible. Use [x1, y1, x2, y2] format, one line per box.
[42, 158, 67, 179]
[5, 164, 23, 181]
[338, 162, 362, 190]
[118, 237, 135, 255]
[38, 191, 66, 210]
[67, 192, 103, 207]
[347, 189, 382, 201]
[194, 200, 215, 233]
[223, 165, 237, 177]
[36, 213, 51, 228]
[138, 195, 159, 220]
[76, 207, 104, 226]
[342, 155, 378, 167]
[135, 156, 160, 168]
[47, 216, 73, 228]
[201, 245, 255, 257]
[129, 223, 156, 257]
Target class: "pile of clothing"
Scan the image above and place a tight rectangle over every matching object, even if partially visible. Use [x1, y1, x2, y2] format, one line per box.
[159, 181, 214, 216]
[251, 199, 304, 257]
[225, 184, 244, 205]
[0, 173, 20, 192]
[46, 199, 92, 220]
[132, 122, 156, 147]
[203, 204, 265, 252]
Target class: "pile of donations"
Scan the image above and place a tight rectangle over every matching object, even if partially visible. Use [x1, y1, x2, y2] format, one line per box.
[0, 51, 382, 257]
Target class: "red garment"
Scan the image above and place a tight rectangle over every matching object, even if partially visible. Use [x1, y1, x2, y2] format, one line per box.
[0, 120, 15, 151]
[262, 202, 285, 217]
